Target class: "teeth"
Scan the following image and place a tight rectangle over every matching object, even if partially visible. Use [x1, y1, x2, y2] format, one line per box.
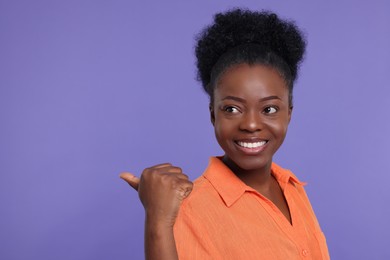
[237, 141, 266, 148]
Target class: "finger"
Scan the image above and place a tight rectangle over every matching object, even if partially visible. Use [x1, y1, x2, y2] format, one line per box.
[158, 169, 188, 181]
[177, 180, 193, 199]
[174, 172, 189, 180]
[158, 166, 182, 174]
[146, 166, 182, 176]
[120, 172, 140, 191]
[151, 163, 172, 169]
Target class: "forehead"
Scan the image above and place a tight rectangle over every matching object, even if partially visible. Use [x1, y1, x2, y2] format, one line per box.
[215, 63, 289, 99]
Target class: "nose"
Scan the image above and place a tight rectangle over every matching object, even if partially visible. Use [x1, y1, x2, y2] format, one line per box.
[239, 111, 262, 132]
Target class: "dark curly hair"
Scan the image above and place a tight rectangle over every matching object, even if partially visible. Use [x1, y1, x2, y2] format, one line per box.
[195, 8, 306, 104]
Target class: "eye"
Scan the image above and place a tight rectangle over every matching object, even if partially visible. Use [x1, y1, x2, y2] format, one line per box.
[223, 106, 240, 114]
[263, 106, 278, 114]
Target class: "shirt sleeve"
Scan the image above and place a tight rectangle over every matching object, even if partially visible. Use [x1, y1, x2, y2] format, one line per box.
[173, 204, 222, 260]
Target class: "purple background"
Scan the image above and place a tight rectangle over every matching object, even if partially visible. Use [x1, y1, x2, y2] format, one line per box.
[1, 1, 389, 259]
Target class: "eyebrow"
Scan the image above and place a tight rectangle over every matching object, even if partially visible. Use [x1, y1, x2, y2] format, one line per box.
[221, 95, 281, 103]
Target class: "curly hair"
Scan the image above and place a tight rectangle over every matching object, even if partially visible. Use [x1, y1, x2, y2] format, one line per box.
[195, 8, 306, 104]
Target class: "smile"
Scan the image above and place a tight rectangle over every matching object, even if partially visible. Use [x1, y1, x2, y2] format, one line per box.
[236, 141, 267, 148]
[234, 140, 268, 155]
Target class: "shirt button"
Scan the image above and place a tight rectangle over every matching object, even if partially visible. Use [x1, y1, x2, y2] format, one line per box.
[302, 249, 309, 256]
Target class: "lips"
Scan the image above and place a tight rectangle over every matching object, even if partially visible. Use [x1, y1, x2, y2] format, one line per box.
[234, 139, 268, 154]
[236, 140, 267, 148]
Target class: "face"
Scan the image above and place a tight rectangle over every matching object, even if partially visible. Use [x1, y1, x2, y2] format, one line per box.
[211, 63, 292, 172]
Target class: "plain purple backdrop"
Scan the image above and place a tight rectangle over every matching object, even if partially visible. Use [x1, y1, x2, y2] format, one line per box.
[1, 1, 389, 259]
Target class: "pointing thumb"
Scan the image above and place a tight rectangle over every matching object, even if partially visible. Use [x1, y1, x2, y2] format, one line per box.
[120, 172, 140, 191]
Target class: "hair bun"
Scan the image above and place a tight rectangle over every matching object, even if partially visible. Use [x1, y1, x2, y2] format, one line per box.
[195, 8, 306, 88]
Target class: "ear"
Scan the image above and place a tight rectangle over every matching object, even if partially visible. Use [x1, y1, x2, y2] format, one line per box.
[209, 103, 215, 126]
[288, 106, 293, 124]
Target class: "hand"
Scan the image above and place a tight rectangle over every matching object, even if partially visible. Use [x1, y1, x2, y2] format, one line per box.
[120, 163, 193, 227]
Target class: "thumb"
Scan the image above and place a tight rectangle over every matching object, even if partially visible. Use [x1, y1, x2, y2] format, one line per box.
[178, 183, 193, 200]
[120, 172, 140, 191]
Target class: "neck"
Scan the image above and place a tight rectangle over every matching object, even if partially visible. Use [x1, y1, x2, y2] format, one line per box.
[222, 156, 273, 190]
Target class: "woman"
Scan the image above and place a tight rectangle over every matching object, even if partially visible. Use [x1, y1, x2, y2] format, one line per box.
[121, 8, 330, 260]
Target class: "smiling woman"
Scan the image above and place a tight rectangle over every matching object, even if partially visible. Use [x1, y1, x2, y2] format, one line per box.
[212, 64, 292, 176]
[121, 8, 330, 260]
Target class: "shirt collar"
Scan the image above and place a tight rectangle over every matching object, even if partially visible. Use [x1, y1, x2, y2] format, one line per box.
[203, 157, 306, 207]
[271, 162, 307, 190]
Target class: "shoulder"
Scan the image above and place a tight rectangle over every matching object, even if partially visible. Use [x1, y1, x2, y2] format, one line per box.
[271, 162, 315, 207]
[273, 163, 324, 228]
[271, 162, 306, 187]
[176, 173, 233, 227]
[181, 175, 221, 210]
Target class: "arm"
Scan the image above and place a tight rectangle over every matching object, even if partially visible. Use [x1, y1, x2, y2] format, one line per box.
[145, 215, 178, 260]
[121, 163, 193, 260]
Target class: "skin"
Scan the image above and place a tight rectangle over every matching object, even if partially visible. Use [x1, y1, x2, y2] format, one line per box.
[211, 63, 292, 222]
[121, 164, 192, 260]
[121, 63, 293, 259]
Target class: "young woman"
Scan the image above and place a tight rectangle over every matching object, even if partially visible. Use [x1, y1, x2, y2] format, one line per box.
[121, 8, 330, 260]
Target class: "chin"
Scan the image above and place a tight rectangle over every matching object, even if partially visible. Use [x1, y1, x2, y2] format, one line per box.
[226, 154, 272, 172]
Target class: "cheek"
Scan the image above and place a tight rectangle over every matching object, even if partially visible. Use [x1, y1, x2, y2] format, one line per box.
[214, 117, 235, 142]
[267, 118, 289, 139]
[214, 120, 229, 139]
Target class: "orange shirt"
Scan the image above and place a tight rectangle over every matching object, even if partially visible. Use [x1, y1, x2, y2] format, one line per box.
[174, 157, 330, 260]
